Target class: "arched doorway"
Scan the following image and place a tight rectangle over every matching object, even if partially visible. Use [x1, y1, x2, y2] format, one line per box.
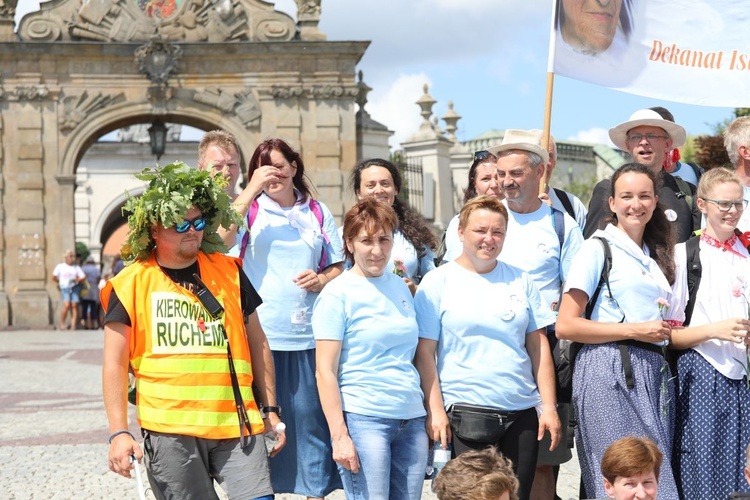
[0, 1, 367, 326]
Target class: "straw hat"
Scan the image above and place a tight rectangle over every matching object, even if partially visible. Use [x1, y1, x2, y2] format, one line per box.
[608, 109, 687, 151]
[487, 129, 550, 165]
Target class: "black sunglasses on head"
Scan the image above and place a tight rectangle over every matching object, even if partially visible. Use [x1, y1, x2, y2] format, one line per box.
[473, 150, 497, 162]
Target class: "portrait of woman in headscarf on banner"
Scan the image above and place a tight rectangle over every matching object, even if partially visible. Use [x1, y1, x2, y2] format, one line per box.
[553, 0, 644, 88]
[557, 0, 634, 56]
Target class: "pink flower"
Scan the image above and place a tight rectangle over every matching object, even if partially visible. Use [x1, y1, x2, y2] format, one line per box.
[392, 259, 407, 278]
[655, 297, 669, 309]
[733, 286, 743, 298]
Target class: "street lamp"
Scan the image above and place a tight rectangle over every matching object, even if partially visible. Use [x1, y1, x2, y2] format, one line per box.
[148, 120, 167, 160]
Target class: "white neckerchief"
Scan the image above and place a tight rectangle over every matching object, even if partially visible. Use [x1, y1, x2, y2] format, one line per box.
[257, 192, 318, 248]
[600, 224, 672, 299]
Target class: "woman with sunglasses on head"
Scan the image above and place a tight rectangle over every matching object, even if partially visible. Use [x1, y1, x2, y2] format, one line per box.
[414, 196, 558, 500]
[440, 150, 502, 264]
[350, 158, 437, 294]
[668, 168, 750, 499]
[314, 198, 428, 500]
[231, 138, 344, 500]
[555, 163, 679, 499]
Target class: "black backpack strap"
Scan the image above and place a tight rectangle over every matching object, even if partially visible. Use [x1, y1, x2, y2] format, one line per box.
[585, 237, 612, 319]
[553, 188, 576, 220]
[684, 236, 702, 326]
[551, 207, 565, 249]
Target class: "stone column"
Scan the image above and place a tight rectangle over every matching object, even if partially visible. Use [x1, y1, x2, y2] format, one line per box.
[400, 85, 454, 229]
[442, 101, 471, 214]
[0, 1, 17, 43]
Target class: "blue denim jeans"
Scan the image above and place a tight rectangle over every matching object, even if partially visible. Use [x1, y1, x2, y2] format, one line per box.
[339, 413, 428, 500]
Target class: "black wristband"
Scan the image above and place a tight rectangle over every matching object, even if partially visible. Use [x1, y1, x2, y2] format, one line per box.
[263, 405, 282, 417]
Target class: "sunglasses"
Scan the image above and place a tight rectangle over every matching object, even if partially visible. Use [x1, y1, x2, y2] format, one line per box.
[174, 216, 207, 233]
[474, 150, 496, 162]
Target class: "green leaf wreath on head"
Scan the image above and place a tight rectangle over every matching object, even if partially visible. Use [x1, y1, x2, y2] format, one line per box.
[120, 161, 244, 262]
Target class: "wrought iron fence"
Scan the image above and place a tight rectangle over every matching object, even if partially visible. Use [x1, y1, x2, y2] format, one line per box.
[392, 155, 424, 212]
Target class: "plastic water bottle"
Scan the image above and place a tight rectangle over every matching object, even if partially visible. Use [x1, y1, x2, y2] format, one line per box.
[265, 422, 286, 454]
[431, 442, 451, 491]
[290, 290, 307, 333]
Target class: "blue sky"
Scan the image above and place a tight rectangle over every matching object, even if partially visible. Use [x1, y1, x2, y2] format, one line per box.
[16, 0, 736, 149]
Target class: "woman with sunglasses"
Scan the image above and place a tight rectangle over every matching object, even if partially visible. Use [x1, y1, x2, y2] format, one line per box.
[232, 139, 344, 500]
[440, 150, 502, 264]
[555, 163, 679, 499]
[669, 168, 750, 499]
[350, 158, 437, 294]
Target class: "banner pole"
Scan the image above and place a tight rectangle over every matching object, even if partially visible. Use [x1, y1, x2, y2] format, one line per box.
[541, 71, 554, 194]
[541, 0, 558, 194]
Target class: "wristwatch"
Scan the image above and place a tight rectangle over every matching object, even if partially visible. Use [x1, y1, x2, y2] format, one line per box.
[263, 405, 282, 418]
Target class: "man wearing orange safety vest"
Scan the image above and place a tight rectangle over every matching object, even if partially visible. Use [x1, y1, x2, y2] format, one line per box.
[102, 162, 283, 500]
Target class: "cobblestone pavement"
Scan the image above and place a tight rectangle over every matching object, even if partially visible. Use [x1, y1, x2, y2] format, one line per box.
[0, 330, 580, 499]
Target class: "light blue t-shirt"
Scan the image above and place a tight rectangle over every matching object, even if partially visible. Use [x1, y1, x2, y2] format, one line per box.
[414, 261, 555, 411]
[500, 201, 583, 309]
[237, 196, 343, 351]
[312, 270, 426, 419]
[564, 224, 673, 326]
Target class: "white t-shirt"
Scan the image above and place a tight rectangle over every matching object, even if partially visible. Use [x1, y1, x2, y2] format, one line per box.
[441, 214, 461, 265]
[53, 262, 84, 289]
[236, 195, 343, 351]
[415, 261, 555, 411]
[501, 202, 583, 309]
[671, 237, 750, 379]
[312, 270, 426, 419]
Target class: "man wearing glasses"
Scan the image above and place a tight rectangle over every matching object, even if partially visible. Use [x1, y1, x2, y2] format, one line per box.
[583, 108, 701, 242]
[101, 163, 282, 500]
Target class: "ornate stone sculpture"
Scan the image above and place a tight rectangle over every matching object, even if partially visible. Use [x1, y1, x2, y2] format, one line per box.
[17, 0, 296, 43]
[135, 36, 182, 86]
[192, 87, 261, 129]
[59, 91, 125, 132]
[295, 0, 326, 41]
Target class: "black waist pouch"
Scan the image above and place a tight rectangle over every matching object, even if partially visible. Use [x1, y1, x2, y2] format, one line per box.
[449, 403, 521, 443]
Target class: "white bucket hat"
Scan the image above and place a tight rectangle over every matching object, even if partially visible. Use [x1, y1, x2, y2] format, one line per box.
[608, 109, 687, 151]
[487, 129, 550, 165]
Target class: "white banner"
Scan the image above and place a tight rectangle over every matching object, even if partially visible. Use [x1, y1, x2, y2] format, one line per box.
[550, 0, 750, 107]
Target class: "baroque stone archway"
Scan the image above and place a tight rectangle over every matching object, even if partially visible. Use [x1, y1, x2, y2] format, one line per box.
[0, 0, 368, 327]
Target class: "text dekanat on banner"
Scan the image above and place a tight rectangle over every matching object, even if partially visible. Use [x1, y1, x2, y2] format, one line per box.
[550, 0, 750, 107]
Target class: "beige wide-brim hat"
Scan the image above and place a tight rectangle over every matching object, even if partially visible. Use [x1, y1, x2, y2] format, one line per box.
[608, 109, 687, 151]
[487, 129, 550, 165]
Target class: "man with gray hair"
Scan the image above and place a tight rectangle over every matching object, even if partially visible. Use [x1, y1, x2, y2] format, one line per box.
[490, 130, 584, 500]
[724, 117, 750, 232]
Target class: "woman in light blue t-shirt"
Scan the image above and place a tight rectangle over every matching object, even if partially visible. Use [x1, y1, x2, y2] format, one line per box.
[350, 158, 436, 294]
[414, 196, 559, 500]
[314, 198, 427, 500]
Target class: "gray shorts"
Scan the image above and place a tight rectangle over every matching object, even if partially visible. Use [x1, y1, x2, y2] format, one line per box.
[143, 430, 272, 500]
[536, 403, 573, 466]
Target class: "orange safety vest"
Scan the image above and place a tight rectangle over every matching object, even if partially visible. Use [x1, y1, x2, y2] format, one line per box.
[102, 251, 264, 439]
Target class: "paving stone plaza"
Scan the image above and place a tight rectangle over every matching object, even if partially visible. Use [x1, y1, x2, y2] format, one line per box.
[1, 330, 580, 499]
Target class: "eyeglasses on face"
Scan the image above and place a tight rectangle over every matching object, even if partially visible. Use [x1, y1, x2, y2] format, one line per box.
[626, 133, 669, 143]
[701, 198, 748, 212]
[174, 216, 208, 233]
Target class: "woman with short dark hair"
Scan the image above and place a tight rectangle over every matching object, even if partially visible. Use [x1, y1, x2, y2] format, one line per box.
[314, 198, 428, 499]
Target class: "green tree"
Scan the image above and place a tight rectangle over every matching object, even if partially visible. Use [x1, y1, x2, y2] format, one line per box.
[75, 241, 90, 263]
